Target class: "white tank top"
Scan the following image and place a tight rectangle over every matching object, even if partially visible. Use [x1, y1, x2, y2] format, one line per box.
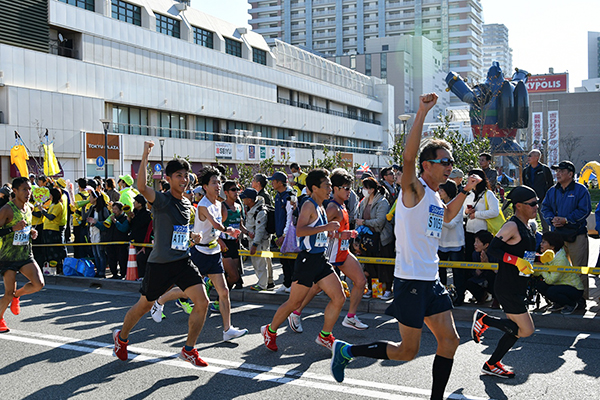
[394, 177, 444, 281]
[194, 196, 222, 255]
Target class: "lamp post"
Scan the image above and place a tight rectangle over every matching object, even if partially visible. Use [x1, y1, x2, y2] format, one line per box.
[375, 149, 382, 172]
[398, 114, 411, 138]
[159, 138, 165, 179]
[99, 119, 111, 181]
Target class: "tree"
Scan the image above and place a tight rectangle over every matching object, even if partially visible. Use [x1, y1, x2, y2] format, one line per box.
[561, 131, 584, 167]
[311, 146, 343, 171]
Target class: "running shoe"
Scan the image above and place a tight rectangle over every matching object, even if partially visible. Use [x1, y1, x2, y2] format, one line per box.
[548, 303, 565, 312]
[362, 290, 372, 299]
[471, 309, 489, 344]
[250, 284, 265, 291]
[561, 304, 577, 315]
[150, 301, 164, 323]
[342, 315, 369, 330]
[179, 347, 208, 367]
[288, 313, 303, 333]
[285, 286, 292, 293]
[0, 318, 9, 333]
[267, 282, 275, 290]
[315, 333, 336, 350]
[209, 301, 220, 313]
[481, 361, 515, 378]
[381, 291, 393, 300]
[175, 299, 193, 314]
[112, 329, 129, 361]
[261, 324, 278, 351]
[223, 326, 249, 341]
[203, 277, 213, 294]
[331, 340, 352, 383]
[10, 296, 20, 315]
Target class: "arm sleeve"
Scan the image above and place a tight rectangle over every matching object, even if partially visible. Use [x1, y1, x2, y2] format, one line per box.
[283, 201, 293, 236]
[540, 189, 556, 224]
[566, 187, 592, 224]
[115, 218, 130, 233]
[254, 209, 269, 244]
[474, 191, 500, 219]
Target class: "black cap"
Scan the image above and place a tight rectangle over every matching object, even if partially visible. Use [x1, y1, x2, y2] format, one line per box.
[239, 188, 258, 200]
[267, 171, 288, 182]
[134, 194, 147, 206]
[507, 185, 537, 204]
[551, 160, 575, 173]
[87, 179, 97, 189]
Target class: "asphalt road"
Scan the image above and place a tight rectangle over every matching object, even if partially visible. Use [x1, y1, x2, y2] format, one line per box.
[1, 284, 599, 400]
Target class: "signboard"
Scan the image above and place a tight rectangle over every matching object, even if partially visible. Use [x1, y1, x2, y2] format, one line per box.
[288, 148, 296, 162]
[531, 112, 543, 149]
[259, 146, 267, 160]
[236, 144, 245, 161]
[95, 156, 105, 171]
[154, 163, 162, 173]
[269, 147, 277, 159]
[86, 132, 120, 160]
[280, 147, 287, 162]
[340, 152, 354, 170]
[215, 142, 233, 159]
[248, 145, 257, 161]
[525, 74, 568, 93]
[547, 110, 560, 168]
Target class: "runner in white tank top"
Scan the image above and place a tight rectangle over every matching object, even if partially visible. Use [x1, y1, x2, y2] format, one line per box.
[330, 94, 481, 400]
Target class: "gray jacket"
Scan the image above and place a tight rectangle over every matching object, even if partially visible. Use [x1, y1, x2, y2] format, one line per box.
[245, 196, 270, 246]
[358, 192, 393, 246]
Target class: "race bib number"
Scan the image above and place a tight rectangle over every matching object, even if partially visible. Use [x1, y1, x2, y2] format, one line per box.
[520, 251, 536, 276]
[13, 226, 31, 246]
[340, 239, 350, 251]
[171, 225, 190, 251]
[426, 205, 444, 239]
[315, 231, 328, 247]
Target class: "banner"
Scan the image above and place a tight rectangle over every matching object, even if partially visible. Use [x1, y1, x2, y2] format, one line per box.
[288, 148, 296, 162]
[280, 147, 287, 162]
[525, 74, 568, 93]
[269, 147, 277, 159]
[259, 146, 267, 160]
[248, 145, 257, 161]
[531, 112, 543, 149]
[547, 110, 559, 168]
[215, 142, 233, 159]
[236, 144, 245, 161]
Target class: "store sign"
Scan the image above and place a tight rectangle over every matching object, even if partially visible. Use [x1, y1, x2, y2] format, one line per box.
[526, 74, 567, 93]
[547, 111, 560, 168]
[340, 152, 354, 169]
[215, 142, 233, 159]
[85, 132, 120, 159]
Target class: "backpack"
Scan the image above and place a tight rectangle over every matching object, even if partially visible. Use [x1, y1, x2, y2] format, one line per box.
[263, 204, 276, 235]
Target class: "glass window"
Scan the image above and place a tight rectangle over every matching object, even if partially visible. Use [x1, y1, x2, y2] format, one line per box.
[196, 117, 215, 141]
[111, 0, 141, 26]
[156, 13, 181, 38]
[159, 112, 187, 138]
[365, 54, 371, 76]
[111, 105, 148, 136]
[225, 38, 242, 57]
[381, 53, 387, 80]
[193, 27, 214, 49]
[253, 48, 267, 65]
[59, 0, 94, 11]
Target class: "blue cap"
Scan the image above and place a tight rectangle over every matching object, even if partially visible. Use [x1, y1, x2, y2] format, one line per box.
[239, 188, 258, 200]
[267, 171, 288, 182]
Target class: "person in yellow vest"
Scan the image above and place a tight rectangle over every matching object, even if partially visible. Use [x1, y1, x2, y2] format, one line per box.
[38, 188, 67, 274]
[71, 178, 92, 259]
[290, 163, 307, 197]
[117, 174, 139, 210]
[55, 178, 72, 244]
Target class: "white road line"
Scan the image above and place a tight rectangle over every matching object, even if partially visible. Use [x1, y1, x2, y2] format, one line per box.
[1, 330, 491, 400]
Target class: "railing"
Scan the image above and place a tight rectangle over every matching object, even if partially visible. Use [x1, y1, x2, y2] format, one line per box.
[277, 98, 381, 125]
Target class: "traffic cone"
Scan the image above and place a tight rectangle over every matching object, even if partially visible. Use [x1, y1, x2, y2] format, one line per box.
[125, 244, 139, 281]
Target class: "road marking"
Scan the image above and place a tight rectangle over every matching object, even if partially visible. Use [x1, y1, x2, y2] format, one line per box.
[1, 329, 491, 400]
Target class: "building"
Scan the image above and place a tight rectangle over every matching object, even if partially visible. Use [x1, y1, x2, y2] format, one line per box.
[481, 23, 512, 78]
[0, 0, 394, 183]
[330, 35, 449, 124]
[588, 31, 600, 79]
[250, 0, 484, 87]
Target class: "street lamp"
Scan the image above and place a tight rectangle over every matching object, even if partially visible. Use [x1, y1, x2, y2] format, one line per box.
[375, 149, 382, 171]
[398, 114, 411, 137]
[99, 118, 111, 181]
[159, 138, 165, 179]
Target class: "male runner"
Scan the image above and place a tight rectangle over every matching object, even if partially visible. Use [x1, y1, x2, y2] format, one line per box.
[330, 93, 481, 400]
[0, 177, 45, 333]
[288, 168, 367, 333]
[113, 141, 211, 366]
[262, 169, 345, 351]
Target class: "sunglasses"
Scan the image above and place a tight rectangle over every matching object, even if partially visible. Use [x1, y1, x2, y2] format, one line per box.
[427, 158, 455, 167]
[522, 200, 539, 207]
[229, 187, 240, 192]
[338, 186, 351, 191]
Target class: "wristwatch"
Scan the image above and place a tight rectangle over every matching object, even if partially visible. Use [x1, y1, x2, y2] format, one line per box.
[459, 188, 470, 196]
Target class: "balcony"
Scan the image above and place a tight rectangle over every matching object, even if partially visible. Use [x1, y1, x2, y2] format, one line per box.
[277, 97, 381, 125]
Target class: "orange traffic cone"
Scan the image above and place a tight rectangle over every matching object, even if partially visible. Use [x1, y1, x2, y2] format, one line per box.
[125, 244, 139, 281]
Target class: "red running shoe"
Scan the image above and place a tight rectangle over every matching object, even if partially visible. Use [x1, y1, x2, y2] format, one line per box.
[471, 309, 489, 344]
[179, 347, 208, 367]
[10, 296, 20, 315]
[112, 330, 129, 361]
[315, 333, 336, 350]
[261, 324, 278, 351]
[0, 318, 9, 333]
[482, 361, 515, 378]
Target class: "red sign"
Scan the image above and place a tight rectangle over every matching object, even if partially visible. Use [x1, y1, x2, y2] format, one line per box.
[525, 74, 568, 93]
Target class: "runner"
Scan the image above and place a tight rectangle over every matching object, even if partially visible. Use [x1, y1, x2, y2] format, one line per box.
[219, 180, 243, 289]
[0, 177, 45, 333]
[113, 141, 211, 367]
[261, 168, 345, 351]
[471, 185, 541, 378]
[287, 168, 367, 333]
[330, 93, 481, 400]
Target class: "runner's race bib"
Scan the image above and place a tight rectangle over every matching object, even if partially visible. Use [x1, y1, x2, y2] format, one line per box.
[519, 250, 536, 276]
[171, 225, 190, 251]
[13, 226, 31, 246]
[340, 239, 350, 251]
[315, 231, 328, 247]
[426, 205, 444, 239]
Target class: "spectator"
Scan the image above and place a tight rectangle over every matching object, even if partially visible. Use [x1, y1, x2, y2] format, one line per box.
[290, 163, 307, 196]
[159, 180, 170, 192]
[478, 153, 497, 191]
[39, 188, 67, 274]
[541, 160, 592, 298]
[466, 230, 497, 304]
[357, 177, 393, 300]
[219, 181, 243, 289]
[522, 149, 554, 232]
[241, 188, 271, 291]
[72, 178, 92, 259]
[251, 173, 272, 206]
[437, 180, 465, 288]
[117, 174, 138, 209]
[0, 187, 11, 210]
[84, 191, 110, 278]
[449, 168, 464, 192]
[345, 186, 359, 229]
[104, 202, 130, 279]
[379, 166, 397, 204]
[269, 171, 295, 293]
[55, 178, 72, 244]
[533, 231, 584, 314]
[105, 178, 121, 203]
[127, 194, 152, 279]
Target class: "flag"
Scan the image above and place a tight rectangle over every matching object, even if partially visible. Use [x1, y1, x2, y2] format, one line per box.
[357, 163, 371, 173]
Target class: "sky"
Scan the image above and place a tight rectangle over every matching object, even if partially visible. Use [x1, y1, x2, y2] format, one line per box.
[191, 0, 600, 91]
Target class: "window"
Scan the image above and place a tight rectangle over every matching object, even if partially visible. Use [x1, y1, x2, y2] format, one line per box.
[350, 54, 356, 70]
[59, 0, 94, 11]
[111, 0, 141, 26]
[196, 117, 216, 141]
[381, 53, 387, 80]
[156, 13, 180, 38]
[225, 38, 242, 57]
[382, 44, 389, 51]
[365, 54, 372, 76]
[112, 105, 148, 136]
[159, 112, 187, 138]
[193, 27, 214, 49]
[253, 48, 267, 65]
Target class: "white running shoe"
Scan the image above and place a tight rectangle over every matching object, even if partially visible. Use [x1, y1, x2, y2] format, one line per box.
[285, 286, 292, 293]
[288, 313, 303, 333]
[150, 301, 164, 323]
[342, 315, 369, 330]
[275, 285, 288, 294]
[381, 291, 393, 300]
[223, 326, 249, 341]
